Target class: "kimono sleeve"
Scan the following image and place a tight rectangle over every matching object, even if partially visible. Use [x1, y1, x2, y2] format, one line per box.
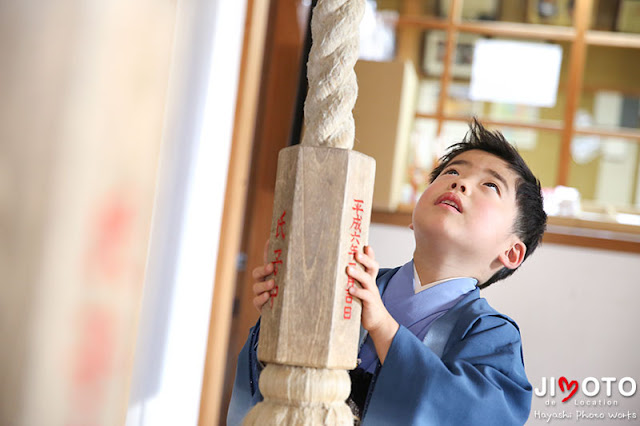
[362, 315, 532, 426]
[226, 320, 264, 426]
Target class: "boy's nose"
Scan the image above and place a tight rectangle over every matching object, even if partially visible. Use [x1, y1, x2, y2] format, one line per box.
[451, 182, 466, 193]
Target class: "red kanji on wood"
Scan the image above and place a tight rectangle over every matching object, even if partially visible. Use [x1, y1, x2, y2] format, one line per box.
[276, 210, 287, 240]
[352, 200, 364, 220]
[269, 285, 279, 308]
[344, 198, 365, 320]
[273, 249, 283, 276]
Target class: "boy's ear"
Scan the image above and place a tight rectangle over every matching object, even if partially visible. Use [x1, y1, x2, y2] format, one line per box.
[498, 239, 526, 270]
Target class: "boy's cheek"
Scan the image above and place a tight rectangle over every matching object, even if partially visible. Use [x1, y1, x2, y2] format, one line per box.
[470, 211, 509, 244]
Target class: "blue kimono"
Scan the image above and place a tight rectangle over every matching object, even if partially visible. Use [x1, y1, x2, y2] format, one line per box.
[228, 266, 532, 425]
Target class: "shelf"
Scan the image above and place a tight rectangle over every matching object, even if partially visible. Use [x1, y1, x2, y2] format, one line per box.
[415, 113, 564, 133]
[397, 15, 640, 49]
[579, 84, 640, 98]
[397, 15, 575, 41]
[586, 30, 640, 49]
[574, 126, 640, 142]
[458, 20, 575, 41]
[415, 113, 640, 142]
[393, 3, 640, 206]
[371, 208, 640, 254]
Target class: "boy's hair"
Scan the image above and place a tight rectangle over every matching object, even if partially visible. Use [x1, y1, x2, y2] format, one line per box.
[429, 119, 547, 289]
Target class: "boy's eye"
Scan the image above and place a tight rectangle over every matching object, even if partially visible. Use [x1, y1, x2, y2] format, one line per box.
[443, 169, 458, 175]
[485, 182, 500, 194]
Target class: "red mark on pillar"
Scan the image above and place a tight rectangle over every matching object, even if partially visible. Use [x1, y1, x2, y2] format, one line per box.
[352, 200, 364, 221]
[344, 199, 364, 319]
[86, 194, 134, 281]
[271, 210, 287, 308]
[270, 249, 282, 307]
[272, 249, 283, 275]
[276, 210, 287, 240]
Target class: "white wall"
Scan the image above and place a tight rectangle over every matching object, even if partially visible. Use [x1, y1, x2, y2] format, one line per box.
[369, 223, 640, 424]
[126, 0, 246, 425]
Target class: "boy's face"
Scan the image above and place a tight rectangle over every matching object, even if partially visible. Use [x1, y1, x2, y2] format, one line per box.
[412, 149, 524, 272]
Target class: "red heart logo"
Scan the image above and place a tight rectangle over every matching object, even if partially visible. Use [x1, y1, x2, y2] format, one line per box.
[559, 376, 578, 402]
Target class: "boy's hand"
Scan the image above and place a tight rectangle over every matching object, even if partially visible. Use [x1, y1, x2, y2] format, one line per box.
[346, 246, 399, 363]
[252, 240, 275, 313]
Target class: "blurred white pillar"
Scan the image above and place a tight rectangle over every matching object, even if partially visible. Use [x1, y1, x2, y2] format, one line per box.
[9, 0, 177, 425]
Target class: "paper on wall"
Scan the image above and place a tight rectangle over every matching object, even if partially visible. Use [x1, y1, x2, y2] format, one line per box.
[470, 39, 562, 107]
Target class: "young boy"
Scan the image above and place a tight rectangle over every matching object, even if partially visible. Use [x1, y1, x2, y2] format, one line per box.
[228, 120, 547, 425]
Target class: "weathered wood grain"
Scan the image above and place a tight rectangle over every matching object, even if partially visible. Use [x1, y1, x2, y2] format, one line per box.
[258, 145, 375, 369]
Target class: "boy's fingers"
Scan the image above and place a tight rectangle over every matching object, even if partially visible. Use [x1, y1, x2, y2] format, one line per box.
[251, 266, 262, 280]
[347, 266, 374, 290]
[348, 285, 369, 303]
[263, 262, 274, 277]
[253, 292, 270, 312]
[365, 245, 376, 260]
[253, 279, 274, 296]
[252, 262, 273, 280]
[356, 251, 379, 274]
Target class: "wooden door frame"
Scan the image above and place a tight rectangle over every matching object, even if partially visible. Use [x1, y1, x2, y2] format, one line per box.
[201, 1, 313, 424]
[197, 0, 272, 424]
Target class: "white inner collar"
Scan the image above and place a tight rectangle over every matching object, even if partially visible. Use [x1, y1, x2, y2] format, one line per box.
[413, 263, 471, 294]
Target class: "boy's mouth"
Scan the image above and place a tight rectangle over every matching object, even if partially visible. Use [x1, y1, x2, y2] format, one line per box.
[435, 192, 463, 213]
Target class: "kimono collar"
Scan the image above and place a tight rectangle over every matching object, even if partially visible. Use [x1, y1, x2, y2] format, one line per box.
[412, 261, 478, 294]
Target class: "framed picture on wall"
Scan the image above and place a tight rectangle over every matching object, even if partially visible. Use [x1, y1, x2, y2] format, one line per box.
[422, 31, 481, 79]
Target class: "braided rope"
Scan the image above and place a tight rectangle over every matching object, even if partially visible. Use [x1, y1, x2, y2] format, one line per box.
[301, 0, 364, 149]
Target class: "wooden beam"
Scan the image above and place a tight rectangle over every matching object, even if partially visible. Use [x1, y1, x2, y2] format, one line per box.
[216, 0, 311, 423]
[371, 209, 413, 227]
[397, 15, 576, 42]
[586, 30, 640, 49]
[457, 21, 575, 41]
[417, 113, 640, 142]
[574, 126, 640, 142]
[395, 0, 423, 63]
[557, 0, 593, 186]
[417, 113, 564, 133]
[548, 215, 640, 236]
[576, 83, 640, 98]
[435, 0, 462, 136]
[197, 1, 271, 425]
[542, 232, 640, 254]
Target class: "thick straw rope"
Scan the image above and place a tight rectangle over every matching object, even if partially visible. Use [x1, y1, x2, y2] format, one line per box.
[301, 0, 365, 149]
